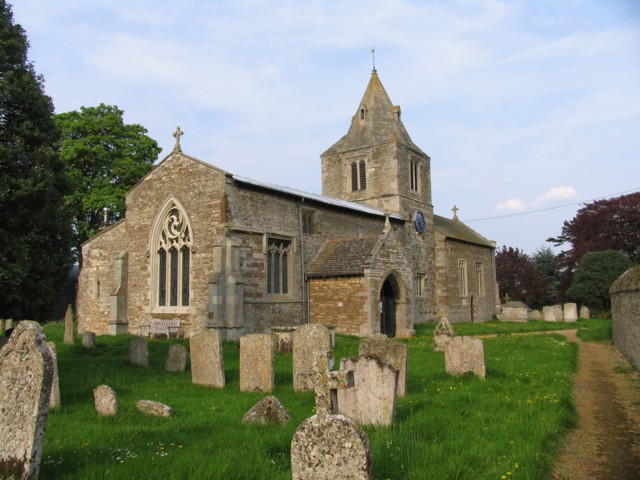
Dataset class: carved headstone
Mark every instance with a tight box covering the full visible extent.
[242,396,291,426]
[293,324,332,392]
[433,309,455,352]
[445,336,486,379]
[359,333,408,397]
[190,331,225,388]
[93,385,118,416]
[0,321,54,480]
[563,303,578,323]
[165,344,188,372]
[128,337,149,367]
[337,355,398,426]
[46,342,61,409]
[240,334,274,392]
[136,400,174,418]
[63,304,75,345]
[580,306,590,320]
[82,331,96,348]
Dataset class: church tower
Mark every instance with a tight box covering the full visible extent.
[321,69,437,323]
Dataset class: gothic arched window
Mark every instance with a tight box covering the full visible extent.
[153,203,192,308]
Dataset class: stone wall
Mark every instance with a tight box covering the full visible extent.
[309,277,370,334]
[610,265,640,370]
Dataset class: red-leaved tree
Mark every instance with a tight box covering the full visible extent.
[495,246,548,308]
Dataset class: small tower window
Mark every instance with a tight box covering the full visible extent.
[410,159,419,192]
[351,160,367,191]
[360,108,366,121]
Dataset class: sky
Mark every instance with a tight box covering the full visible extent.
[11,0,640,255]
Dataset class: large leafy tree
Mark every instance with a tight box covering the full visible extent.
[55,104,162,259]
[566,250,631,312]
[548,192,640,298]
[0,0,73,321]
[496,246,548,308]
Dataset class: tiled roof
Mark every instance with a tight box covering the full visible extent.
[433,215,495,248]
[306,236,381,278]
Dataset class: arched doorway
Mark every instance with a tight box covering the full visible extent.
[380,279,396,337]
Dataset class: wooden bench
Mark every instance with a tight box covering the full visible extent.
[146,319,181,339]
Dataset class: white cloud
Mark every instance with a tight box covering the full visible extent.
[533,186,577,208]
[496,199,526,213]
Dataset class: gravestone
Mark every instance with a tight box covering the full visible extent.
[82,331,96,348]
[271,326,296,353]
[136,400,174,418]
[165,344,188,372]
[563,303,578,323]
[129,337,149,367]
[240,334,274,392]
[190,331,225,388]
[293,324,332,392]
[242,396,291,425]
[580,306,590,319]
[530,309,542,320]
[5,319,14,330]
[0,321,54,480]
[46,342,61,409]
[291,350,372,479]
[542,305,561,322]
[93,385,118,416]
[359,333,408,397]
[445,336,486,379]
[63,304,75,345]
[337,355,398,426]
[433,309,455,352]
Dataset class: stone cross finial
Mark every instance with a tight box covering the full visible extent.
[452,205,459,221]
[299,350,353,417]
[173,126,183,152]
[371,46,376,72]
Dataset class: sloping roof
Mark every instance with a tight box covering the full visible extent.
[322,70,426,157]
[233,175,403,220]
[433,215,495,248]
[306,236,381,278]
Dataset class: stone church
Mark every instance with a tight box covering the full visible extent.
[77,70,498,340]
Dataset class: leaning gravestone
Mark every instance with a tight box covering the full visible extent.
[240,334,274,392]
[293,324,332,392]
[0,321,54,480]
[165,344,188,372]
[63,304,75,345]
[580,306,590,320]
[242,396,291,426]
[445,336,486,379]
[190,331,225,388]
[128,337,149,367]
[337,355,398,426]
[82,331,96,348]
[46,342,61,409]
[563,303,578,323]
[359,333,408,397]
[93,385,118,416]
[433,309,455,352]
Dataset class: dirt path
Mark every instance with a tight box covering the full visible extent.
[549,330,640,479]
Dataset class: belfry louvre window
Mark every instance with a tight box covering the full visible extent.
[267,238,291,295]
[458,259,468,297]
[410,159,419,192]
[351,160,367,191]
[157,208,191,307]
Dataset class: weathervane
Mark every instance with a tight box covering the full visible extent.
[371,46,376,72]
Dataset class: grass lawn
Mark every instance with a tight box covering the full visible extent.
[35,318,609,479]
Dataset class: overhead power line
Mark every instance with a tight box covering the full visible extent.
[464,187,640,223]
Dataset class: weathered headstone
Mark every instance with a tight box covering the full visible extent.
[5,319,14,331]
[563,303,578,323]
[242,396,291,426]
[240,334,274,392]
[445,336,486,379]
[82,331,96,348]
[271,326,296,353]
[291,350,372,479]
[93,385,118,416]
[190,331,225,388]
[128,336,149,367]
[63,304,75,345]
[0,321,54,480]
[46,342,61,409]
[337,355,398,426]
[165,344,188,372]
[293,324,332,392]
[580,306,590,320]
[359,333,408,397]
[433,309,455,352]
[136,400,174,418]
[530,309,542,321]
[542,305,561,322]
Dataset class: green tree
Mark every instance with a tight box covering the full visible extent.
[566,250,631,312]
[496,246,548,308]
[0,0,73,321]
[55,104,161,259]
[532,245,560,304]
